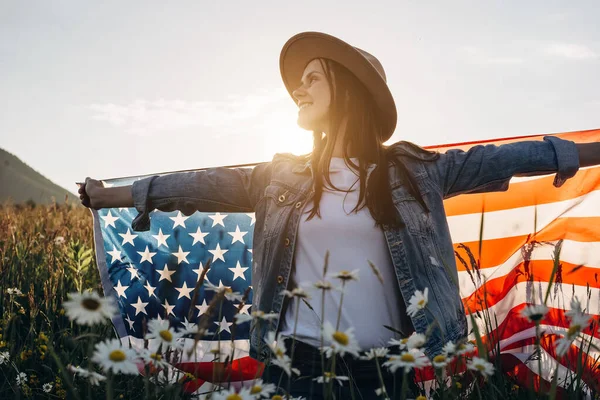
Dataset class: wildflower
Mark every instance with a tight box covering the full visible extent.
[556,311,593,357]
[566,296,583,318]
[375,387,388,397]
[179,317,198,335]
[313,372,350,386]
[432,353,451,369]
[234,310,278,325]
[455,342,475,356]
[16,372,27,386]
[62,291,117,326]
[416,396,428,400]
[7,288,23,296]
[145,319,184,349]
[406,332,427,350]
[91,338,140,375]
[520,304,549,323]
[442,340,456,356]
[264,331,300,377]
[360,347,389,360]
[467,356,495,378]
[320,321,361,358]
[210,386,254,400]
[455,381,462,389]
[329,269,359,282]
[138,348,170,370]
[383,348,430,373]
[204,279,244,302]
[388,337,409,350]
[247,379,277,398]
[54,236,65,245]
[42,383,53,393]
[313,280,334,291]
[282,287,311,299]
[0,351,9,365]
[406,288,429,317]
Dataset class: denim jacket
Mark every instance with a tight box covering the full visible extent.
[130,136,579,362]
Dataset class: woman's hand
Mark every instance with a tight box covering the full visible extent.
[78,177,105,210]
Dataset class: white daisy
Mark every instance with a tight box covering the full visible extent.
[42,382,53,393]
[455,342,476,356]
[520,304,549,323]
[320,321,361,359]
[16,372,27,386]
[406,332,427,350]
[137,348,171,370]
[211,386,254,400]
[0,351,9,365]
[313,280,335,291]
[145,319,184,349]
[431,353,451,369]
[264,331,300,377]
[313,372,350,386]
[383,348,430,373]
[467,356,495,378]
[62,291,117,326]
[270,355,301,378]
[92,338,140,375]
[247,378,277,398]
[406,288,429,317]
[567,312,592,336]
[388,337,409,350]
[204,280,244,302]
[375,386,388,397]
[67,364,107,386]
[329,269,360,282]
[442,341,456,356]
[555,336,573,357]
[566,296,583,318]
[282,287,311,299]
[7,288,23,296]
[234,310,278,325]
[360,347,390,360]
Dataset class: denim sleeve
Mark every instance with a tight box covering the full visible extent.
[428,136,580,199]
[130,162,272,231]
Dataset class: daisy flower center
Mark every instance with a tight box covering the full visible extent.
[150,353,162,361]
[275,348,284,358]
[567,325,580,337]
[475,364,485,371]
[82,298,101,311]
[250,385,262,394]
[400,353,416,362]
[332,331,349,346]
[226,395,242,400]
[159,330,173,342]
[433,355,446,363]
[109,350,126,362]
[418,299,426,307]
[272,396,283,400]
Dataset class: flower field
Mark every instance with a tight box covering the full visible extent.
[0,200,598,399]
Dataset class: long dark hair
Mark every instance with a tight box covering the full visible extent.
[304,58,440,229]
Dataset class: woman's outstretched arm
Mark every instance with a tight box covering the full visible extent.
[576,142,600,168]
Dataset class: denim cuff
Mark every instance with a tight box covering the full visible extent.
[543,136,580,188]
[131,175,159,232]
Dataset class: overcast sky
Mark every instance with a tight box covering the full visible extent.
[1,1,599,195]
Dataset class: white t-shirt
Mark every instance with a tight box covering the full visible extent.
[279,157,413,349]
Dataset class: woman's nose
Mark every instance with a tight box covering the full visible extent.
[292,85,306,103]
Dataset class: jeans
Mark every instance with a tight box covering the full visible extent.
[262,338,418,400]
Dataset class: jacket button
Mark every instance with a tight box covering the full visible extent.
[278,194,286,202]
[277,275,284,284]
[284,238,290,247]
[295,201,302,209]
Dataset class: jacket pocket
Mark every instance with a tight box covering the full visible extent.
[392,183,432,237]
[260,184,304,239]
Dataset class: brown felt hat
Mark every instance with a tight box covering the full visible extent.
[280,31,397,142]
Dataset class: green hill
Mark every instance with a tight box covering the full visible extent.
[0,148,80,206]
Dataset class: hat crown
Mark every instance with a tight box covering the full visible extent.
[355,47,387,83]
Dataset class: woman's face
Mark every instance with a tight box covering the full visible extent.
[292,59,332,133]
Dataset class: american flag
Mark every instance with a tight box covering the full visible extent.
[92,129,599,397]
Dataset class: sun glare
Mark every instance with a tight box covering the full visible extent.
[260,106,313,159]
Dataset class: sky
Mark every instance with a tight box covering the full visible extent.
[1,1,599,196]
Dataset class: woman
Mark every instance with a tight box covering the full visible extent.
[80,32,590,399]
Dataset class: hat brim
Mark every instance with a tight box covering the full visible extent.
[279,32,397,142]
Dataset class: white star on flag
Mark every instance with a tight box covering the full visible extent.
[152,228,170,248]
[114,280,128,298]
[144,281,157,298]
[214,316,233,334]
[137,246,157,264]
[189,227,209,245]
[208,212,228,227]
[101,210,119,228]
[118,228,138,246]
[156,264,176,282]
[228,261,248,281]
[162,299,176,316]
[131,297,148,316]
[228,225,248,245]
[246,213,256,225]
[107,247,122,264]
[235,303,252,315]
[169,211,190,229]
[126,265,140,280]
[125,315,135,330]
[172,245,190,264]
[208,243,228,263]
[196,299,210,315]
[191,263,210,283]
[175,282,194,300]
